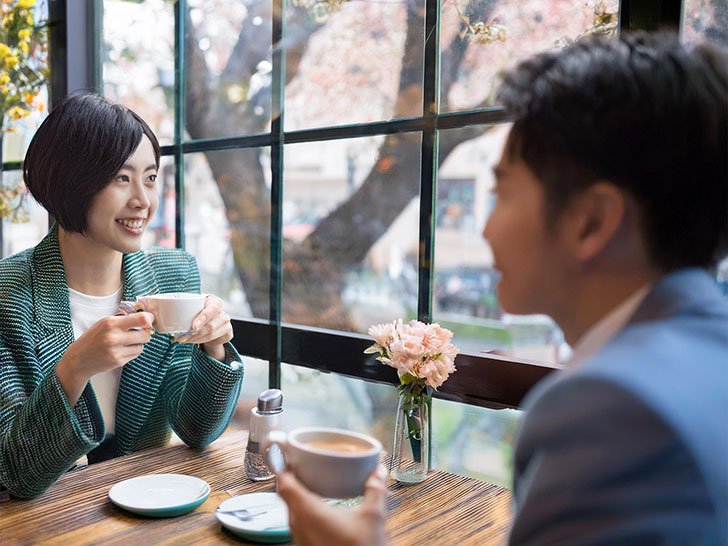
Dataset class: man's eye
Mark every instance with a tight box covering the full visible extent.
[148,174,157,183]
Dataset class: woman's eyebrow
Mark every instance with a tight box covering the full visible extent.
[119,163,158,172]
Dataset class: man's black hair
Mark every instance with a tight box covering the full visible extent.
[498,32,727,271]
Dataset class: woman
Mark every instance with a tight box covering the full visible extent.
[0,93,243,499]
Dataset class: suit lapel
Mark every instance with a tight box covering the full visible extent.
[115,250,172,453]
[31,225,75,377]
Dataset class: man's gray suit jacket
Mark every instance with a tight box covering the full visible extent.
[510,268,728,545]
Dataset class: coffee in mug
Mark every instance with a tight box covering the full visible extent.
[262,427,381,499]
[300,439,371,454]
[135,293,206,334]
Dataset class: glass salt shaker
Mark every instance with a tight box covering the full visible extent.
[244,389,284,481]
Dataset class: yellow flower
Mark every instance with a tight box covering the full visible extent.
[1,85,8,94]
[26,15,33,25]
[18,41,28,55]
[18,28,31,40]
[0,71,9,85]
[8,105,29,119]
[0,43,10,59]
[5,54,18,70]
[17,0,35,7]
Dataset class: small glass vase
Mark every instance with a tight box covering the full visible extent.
[390,381,431,484]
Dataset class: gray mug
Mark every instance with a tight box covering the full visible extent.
[263,427,382,499]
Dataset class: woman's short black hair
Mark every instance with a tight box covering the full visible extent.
[497,32,728,272]
[23,92,161,233]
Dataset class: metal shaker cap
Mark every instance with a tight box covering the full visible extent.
[257,389,283,413]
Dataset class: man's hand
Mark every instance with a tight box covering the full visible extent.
[276,465,389,546]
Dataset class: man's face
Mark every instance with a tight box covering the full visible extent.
[483,146,575,317]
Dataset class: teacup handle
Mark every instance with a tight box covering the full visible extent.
[263,430,288,473]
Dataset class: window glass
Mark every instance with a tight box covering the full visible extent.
[440,0,619,112]
[284,0,424,131]
[281,363,522,486]
[227,357,271,431]
[681,0,728,47]
[141,154,175,249]
[282,135,420,333]
[435,124,566,364]
[2,0,49,162]
[1,170,48,257]
[184,149,270,319]
[103,0,175,145]
[185,0,273,138]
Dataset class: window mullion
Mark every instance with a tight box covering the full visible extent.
[174,0,187,250]
[269,0,286,389]
[417,0,441,324]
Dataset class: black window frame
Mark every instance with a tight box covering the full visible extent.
[2,0,683,410]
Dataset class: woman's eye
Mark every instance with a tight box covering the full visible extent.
[148,174,157,183]
[115,174,130,183]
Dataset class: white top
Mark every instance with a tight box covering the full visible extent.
[567,284,651,369]
[68,285,124,434]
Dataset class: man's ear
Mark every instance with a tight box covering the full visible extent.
[566,182,626,261]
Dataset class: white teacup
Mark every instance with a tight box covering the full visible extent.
[263,427,382,499]
[135,293,206,334]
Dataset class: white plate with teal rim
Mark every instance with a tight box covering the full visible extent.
[216,492,291,544]
[108,473,210,517]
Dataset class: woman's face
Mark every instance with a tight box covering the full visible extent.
[83,135,159,254]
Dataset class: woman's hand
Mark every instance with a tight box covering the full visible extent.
[56,313,154,405]
[175,295,233,361]
[276,465,389,546]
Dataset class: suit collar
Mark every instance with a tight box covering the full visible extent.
[32,224,71,331]
[629,267,727,325]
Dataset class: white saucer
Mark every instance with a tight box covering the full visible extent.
[108,473,210,517]
[216,492,291,543]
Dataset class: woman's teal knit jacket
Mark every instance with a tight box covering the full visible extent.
[0,225,244,498]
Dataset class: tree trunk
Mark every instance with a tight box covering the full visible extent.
[185,3,496,330]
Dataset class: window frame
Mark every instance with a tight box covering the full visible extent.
[2,0,683,410]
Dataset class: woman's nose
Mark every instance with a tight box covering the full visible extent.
[129,180,151,209]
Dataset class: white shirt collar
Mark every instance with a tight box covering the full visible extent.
[567,284,651,368]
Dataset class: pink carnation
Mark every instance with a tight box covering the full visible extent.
[366,319,459,389]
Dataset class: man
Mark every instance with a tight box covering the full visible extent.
[276,32,728,545]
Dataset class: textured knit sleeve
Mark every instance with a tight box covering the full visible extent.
[160,252,244,448]
[0,343,103,499]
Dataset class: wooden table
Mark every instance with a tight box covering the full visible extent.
[1,430,512,545]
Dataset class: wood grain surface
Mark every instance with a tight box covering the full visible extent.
[1,430,512,545]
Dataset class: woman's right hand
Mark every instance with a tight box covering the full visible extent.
[55,312,154,405]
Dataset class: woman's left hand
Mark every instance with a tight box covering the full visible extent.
[175,295,232,361]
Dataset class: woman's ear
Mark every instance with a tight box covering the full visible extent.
[566,182,626,261]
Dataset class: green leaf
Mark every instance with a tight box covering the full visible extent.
[399,373,420,385]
